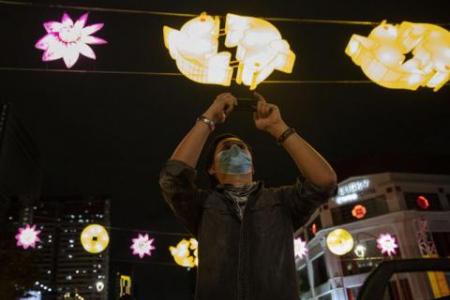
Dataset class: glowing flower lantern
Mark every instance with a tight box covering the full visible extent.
[377,233,398,256]
[80,224,109,254]
[169,238,198,268]
[163,12,295,90]
[346,21,450,91]
[15,224,41,249]
[130,233,155,258]
[354,244,367,258]
[35,12,107,68]
[326,228,354,256]
[163,13,233,86]
[294,237,308,259]
[352,204,367,219]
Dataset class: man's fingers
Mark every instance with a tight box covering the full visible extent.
[253,91,266,103]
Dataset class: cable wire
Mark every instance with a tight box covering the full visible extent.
[1,0,449,26]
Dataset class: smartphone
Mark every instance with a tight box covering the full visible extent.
[235,97,258,112]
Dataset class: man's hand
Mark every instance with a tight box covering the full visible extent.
[203,92,237,124]
[253,92,288,137]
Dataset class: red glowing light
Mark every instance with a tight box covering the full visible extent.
[416,195,430,209]
[352,204,367,219]
[311,223,317,236]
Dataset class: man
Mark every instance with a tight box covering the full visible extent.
[159,92,337,300]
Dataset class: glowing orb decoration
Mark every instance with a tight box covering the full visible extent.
[376,233,398,256]
[15,224,41,249]
[326,228,354,256]
[346,21,450,91]
[130,233,155,258]
[416,195,430,209]
[169,238,198,268]
[294,237,308,259]
[35,12,107,68]
[354,244,367,258]
[352,204,367,219]
[163,12,295,90]
[80,224,109,254]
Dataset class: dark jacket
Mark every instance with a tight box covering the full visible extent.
[159,160,336,300]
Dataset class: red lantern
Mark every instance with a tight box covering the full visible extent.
[416,195,430,209]
[352,204,367,219]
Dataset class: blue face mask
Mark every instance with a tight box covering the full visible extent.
[217,144,252,175]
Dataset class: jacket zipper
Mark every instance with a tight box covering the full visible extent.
[236,187,262,300]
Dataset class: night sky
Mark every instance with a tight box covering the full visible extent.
[1,0,449,298]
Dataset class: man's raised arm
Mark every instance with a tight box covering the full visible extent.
[253,92,337,190]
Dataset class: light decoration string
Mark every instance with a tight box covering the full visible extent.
[0,0,448,88]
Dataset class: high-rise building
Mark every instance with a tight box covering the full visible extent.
[31,195,111,300]
[296,172,450,300]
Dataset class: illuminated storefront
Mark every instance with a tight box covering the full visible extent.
[296,172,450,300]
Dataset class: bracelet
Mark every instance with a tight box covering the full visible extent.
[197,115,215,131]
[277,127,296,144]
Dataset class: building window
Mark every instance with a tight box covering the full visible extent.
[346,287,361,300]
[331,196,388,225]
[317,293,332,300]
[297,266,310,294]
[312,255,328,287]
[404,193,442,210]
[340,239,400,276]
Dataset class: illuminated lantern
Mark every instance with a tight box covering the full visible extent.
[35,12,107,68]
[293,237,308,259]
[224,13,296,90]
[130,233,155,258]
[163,12,295,90]
[354,244,367,258]
[326,228,354,256]
[416,195,430,209]
[377,233,398,256]
[346,21,450,91]
[80,224,109,254]
[352,204,367,219]
[15,224,41,249]
[169,238,198,268]
[163,13,233,86]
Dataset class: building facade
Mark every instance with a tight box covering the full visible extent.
[30,196,111,300]
[296,172,450,300]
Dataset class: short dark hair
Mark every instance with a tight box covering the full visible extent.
[204,133,254,187]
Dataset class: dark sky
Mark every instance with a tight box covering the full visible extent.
[1,0,450,298]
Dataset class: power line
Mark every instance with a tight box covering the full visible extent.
[1,67,448,87]
[1,0,449,26]
[28,214,190,237]
[0,66,375,85]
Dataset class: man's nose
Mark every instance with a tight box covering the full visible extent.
[229,144,241,155]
